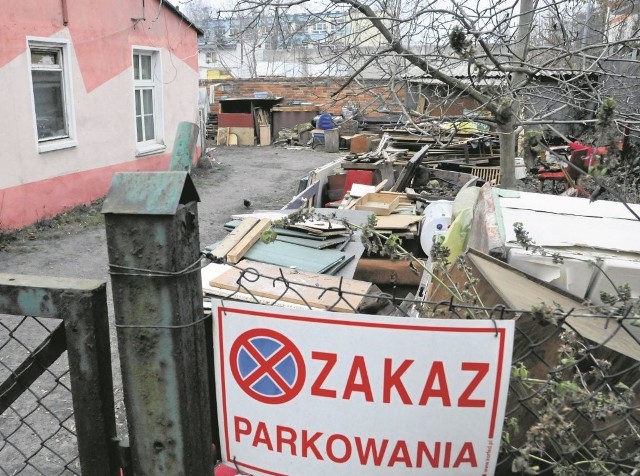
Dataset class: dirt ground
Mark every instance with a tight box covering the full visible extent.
[0,145,340,440]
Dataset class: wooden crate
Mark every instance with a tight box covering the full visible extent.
[354,193,400,215]
[471,165,501,184]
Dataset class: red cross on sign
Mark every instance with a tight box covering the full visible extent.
[230,328,306,404]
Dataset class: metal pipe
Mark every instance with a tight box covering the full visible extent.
[61,0,68,25]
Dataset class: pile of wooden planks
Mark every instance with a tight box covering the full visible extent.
[380,124,500,163]
[204,260,374,313]
[209,215,358,275]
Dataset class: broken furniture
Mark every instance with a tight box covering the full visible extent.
[354,192,400,215]
[536,146,592,193]
[470,165,501,185]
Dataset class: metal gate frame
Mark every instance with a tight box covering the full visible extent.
[0,273,119,476]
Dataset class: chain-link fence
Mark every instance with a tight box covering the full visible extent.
[0,275,118,476]
[204,260,640,474]
[0,315,80,475]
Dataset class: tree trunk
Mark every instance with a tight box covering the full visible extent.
[498,118,517,189]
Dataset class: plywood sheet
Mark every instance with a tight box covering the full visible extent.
[210,260,372,312]
[229,127,254,146]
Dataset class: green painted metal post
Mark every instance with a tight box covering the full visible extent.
[169,121,200,172]
[102,172,213,476]
[0,274,119,476]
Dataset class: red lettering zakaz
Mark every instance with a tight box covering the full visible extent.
[311,351,337,398]
[457,362,489,408]
[383,358,413,404]
[418,361,451,406]
[343,355,374,402]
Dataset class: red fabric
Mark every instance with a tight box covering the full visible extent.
[568,141,590,152]
[537,171,565,180]
[568,142,608,170]
[214,463,240,476]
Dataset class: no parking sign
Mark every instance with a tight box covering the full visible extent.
[212,300,514,476]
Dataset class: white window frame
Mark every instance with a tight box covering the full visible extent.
[133,47,165,156]
[27,36,77,153]
[313,22,327,33]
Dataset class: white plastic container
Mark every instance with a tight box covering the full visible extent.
[420,200,453,257]
[515,157,527,180]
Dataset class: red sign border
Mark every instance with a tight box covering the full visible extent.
[215,304,509,476]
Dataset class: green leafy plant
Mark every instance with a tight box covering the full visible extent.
[505,329,640,473]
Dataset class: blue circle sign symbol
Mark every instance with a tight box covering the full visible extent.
[230,328,306,404]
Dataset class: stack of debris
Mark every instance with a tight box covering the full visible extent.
[200,142,640,475]
[205,113,218,141]
[381,120,500,162]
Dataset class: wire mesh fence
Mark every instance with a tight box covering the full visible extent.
[204,260,640,474]
[0,315,80,476]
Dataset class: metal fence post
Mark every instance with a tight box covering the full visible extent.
[0,274,119,475]
[169,121,200,172]
[102,172,213,476]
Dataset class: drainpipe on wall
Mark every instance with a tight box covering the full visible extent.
[61,0,68,25]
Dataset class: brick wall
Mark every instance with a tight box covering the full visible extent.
[200,77,406,117]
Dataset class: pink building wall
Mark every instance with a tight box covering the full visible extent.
[0,0,201,230]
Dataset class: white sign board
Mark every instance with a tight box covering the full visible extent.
[212,300,514,476]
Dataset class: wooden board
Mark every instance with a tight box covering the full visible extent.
[229,127,254,145]
[354,258,422,285]
[390,144,430,192]
[291,218,349,237]
[210,260,372,313]
[227,218,272,264]
[209,217,259,259]
[216,127,230,146]
[374,214,423,230]
[228,223,329,241]
[354,193,400,215]
[429,249,640,362]
[259,125,271,146]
